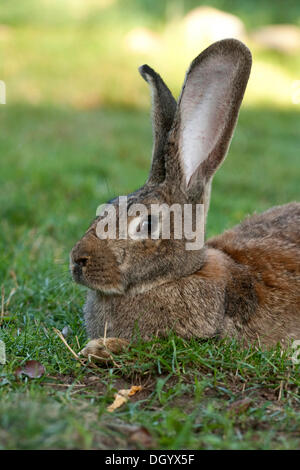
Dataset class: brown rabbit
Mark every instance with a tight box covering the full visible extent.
[70,39,300,358]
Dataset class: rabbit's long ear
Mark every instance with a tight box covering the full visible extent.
[167,39,252,201]
[139,65,176,185]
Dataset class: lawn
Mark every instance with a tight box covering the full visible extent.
[0,0,299,450]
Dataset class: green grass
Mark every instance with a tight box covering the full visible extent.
[0,336,299,450]
[0,0,299,450]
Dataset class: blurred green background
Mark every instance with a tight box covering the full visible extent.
[0,0,299,450]
[1,0,300,107]
[1,0,300,246]
[0,0,300,312]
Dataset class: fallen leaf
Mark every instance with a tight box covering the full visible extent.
[0,340,6,365]
[129,426,154,448]
[15,360,45,378]
[107,385,142,412]
[107,391,128,412]
[228,397,252,414]
[128,385,142,396]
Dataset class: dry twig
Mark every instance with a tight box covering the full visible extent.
[53,327,97,368]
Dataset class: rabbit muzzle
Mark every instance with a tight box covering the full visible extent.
[69,231,125,294]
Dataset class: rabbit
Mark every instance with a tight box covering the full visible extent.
[70,39,300,359]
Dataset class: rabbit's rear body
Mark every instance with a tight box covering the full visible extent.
[83,202,300,346]
[71,39,300,348]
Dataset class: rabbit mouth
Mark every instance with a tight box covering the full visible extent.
[70,260,125,294]
[70,261,89,287]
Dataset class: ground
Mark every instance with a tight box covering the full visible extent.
[0,0,299,450]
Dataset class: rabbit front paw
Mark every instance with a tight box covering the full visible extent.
[79,337,129,363]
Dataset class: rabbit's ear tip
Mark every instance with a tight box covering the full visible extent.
[213,38,252,61]
[138,64,151,73]
[138,64,154,81]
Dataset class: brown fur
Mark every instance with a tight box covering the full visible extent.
[70,39,300,348]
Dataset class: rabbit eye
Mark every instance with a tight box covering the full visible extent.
[128,214,160,240]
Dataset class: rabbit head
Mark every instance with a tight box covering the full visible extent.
[70,39,252,295]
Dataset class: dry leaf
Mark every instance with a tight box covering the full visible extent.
[128,385,142,396]
[15,360,45,378]
[228,397,252,414]
[107,385,142,412]
[129,426,154,448]
[107,391,129,412]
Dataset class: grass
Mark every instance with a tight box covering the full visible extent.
[0,0,300,450]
